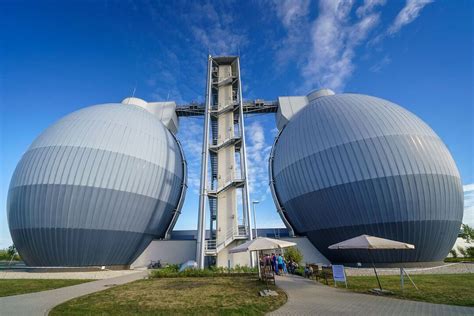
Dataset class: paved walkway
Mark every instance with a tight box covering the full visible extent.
[0,270,147,316]
[269,275,474,315]
[0,269,141,280]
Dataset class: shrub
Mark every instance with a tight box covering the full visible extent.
[0,245,21,261]
[449,249,458,258]
[149,265,257,278]
[457,246,467,257]
[294,266,305,276]
[466,247,474,258]
[284,247,303,265]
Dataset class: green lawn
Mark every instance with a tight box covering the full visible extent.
[444,257,474,263]
[50,276,287,315]
[0,279,93,297]
[319,273,474,307]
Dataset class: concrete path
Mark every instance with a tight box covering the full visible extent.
[1,269,141,280]
[269,275,474,315]
[0,270,147,316]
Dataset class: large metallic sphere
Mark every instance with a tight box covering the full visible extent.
[272,93,463,265]
[7,104,185,266]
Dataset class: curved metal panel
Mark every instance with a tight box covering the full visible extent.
[269,127,295,237]
[272,93,463,264]
[7,103,185,266]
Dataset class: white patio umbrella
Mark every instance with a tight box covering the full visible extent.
[328,235,415,291]
[229,237,296,282]
[229,237,297,254]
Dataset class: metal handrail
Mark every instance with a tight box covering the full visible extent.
[205,224,247,253]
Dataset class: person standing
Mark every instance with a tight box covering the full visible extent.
[272,253,278,274]
[277,254,283,275]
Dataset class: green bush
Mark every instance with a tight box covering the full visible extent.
[445,257,474,263]
[294,266,305,276]
[149,265,258,278]
[466,247,474,258]
[449,249,458,258]
[284,247,303,264]
[0,245,21,261]
[459,224,474,243]
[457,246,467,257]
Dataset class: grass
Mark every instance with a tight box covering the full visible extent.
[317,273,474,307]
[50,276,287,315]
[444,257,474,263]
[0,279,93,297]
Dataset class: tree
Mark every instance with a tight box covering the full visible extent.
[459,224,474,243]
[7,244,17,258]
[284,246,303,264]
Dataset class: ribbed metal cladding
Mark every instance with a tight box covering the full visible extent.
[272,94,463,264]
[7,103,185,266]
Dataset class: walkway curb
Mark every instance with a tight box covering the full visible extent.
[269,275,474,315]
[0,270,147,315]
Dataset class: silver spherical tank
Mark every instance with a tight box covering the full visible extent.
[7,103,185,266]
[271,93,463,265]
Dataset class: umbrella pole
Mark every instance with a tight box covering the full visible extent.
[368,250,382,291]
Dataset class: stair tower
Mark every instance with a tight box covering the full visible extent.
[196,56,253,268]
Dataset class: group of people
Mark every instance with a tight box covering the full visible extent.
[260,253,299,275]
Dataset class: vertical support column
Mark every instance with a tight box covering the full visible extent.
[236,57,253,241]
[196,55,213,269]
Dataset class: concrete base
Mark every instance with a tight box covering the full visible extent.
[131,239,197,268]
[131,236,331,268]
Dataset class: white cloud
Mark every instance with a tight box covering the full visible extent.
[189,2,248,55]
[245,121,273,201]
[356,0,386,18]
[369,54,391,72]
[463,184,474,227]
[177,118,204,194]
[271,0,311,68]
[388,0,433,35]
[275,0,311,28]
[301,0,382,92]
[273,0,432,92]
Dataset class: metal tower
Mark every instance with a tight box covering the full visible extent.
[196,56,253,268]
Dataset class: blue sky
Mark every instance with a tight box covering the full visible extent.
[1,0,473,248]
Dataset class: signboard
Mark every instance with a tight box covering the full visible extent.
[332,265,347,288]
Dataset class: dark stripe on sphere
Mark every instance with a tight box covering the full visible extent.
[8,184,176,266]
[280,174,463,232]
[306,220,461,263]
[11,228,153,266]
[278,174,462,263]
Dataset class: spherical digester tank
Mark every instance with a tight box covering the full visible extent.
[271,93,463,265]
[7,103,185,266]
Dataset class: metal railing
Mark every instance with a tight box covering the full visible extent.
[204,225,248,254]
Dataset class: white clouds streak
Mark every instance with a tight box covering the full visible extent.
[177,119,204,194]
[301,0,382,91]
[246,121,273,201]
[463,184,474,226]
[274,0,432,92]
[388,0,433,35]
[190,2,247,55]
[272,0,311,67]
[275,0,311,28]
